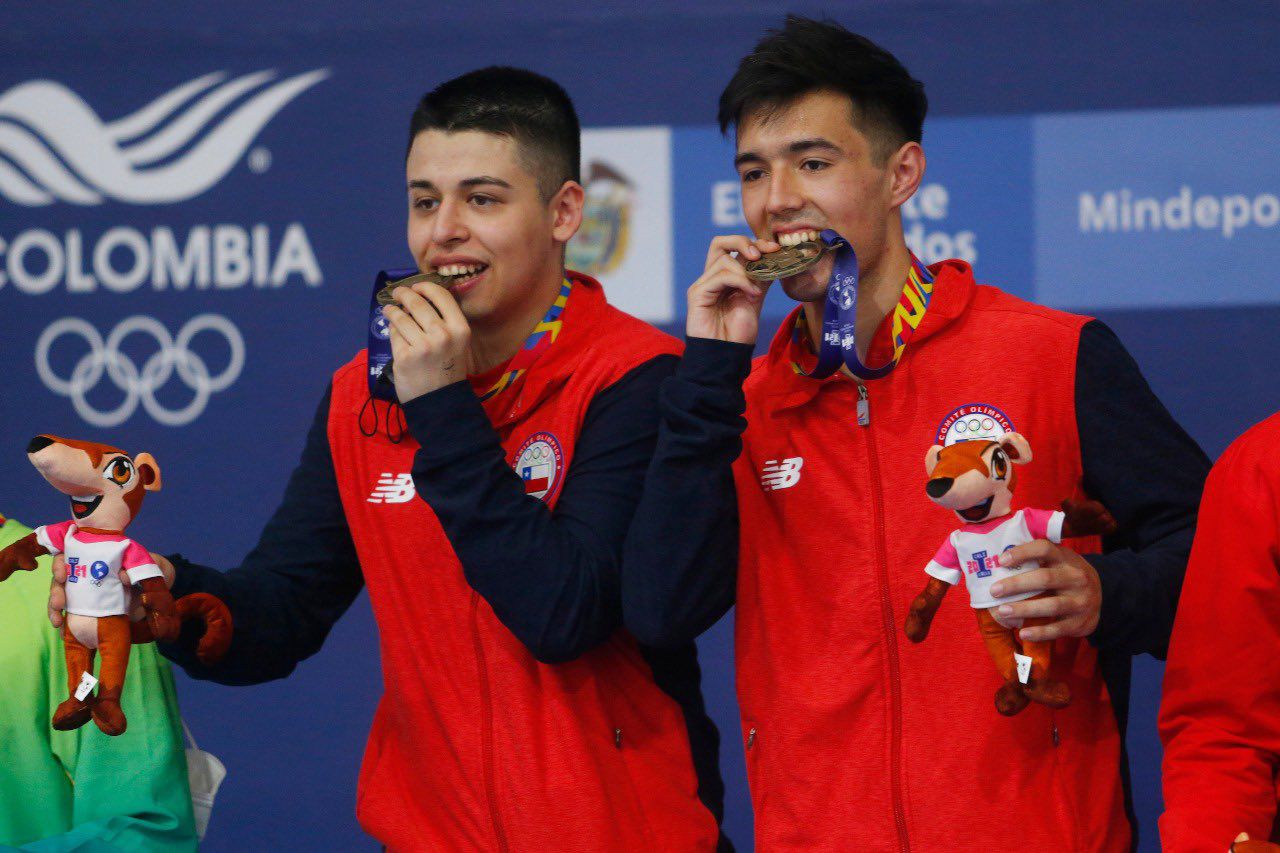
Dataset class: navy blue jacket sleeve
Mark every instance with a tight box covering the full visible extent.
[159,386,365,684]
[1077,320,1211,659]
[401,355,679,664]
[622,336,752,648]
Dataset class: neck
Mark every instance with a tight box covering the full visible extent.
[801,236,913,360]
[467,265,566,375]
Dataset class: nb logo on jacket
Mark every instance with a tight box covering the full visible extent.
[761,457,804,491]
[367,473,414,504]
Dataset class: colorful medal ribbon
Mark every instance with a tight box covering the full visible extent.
[794,229,935,381]
[477,277,572,402]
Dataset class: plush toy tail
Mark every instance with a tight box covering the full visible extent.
[131,592,233,665]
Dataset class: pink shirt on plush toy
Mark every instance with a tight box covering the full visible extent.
[925,507,1065,610]
[35,521,162,618]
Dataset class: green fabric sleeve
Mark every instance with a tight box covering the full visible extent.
[0,518,198,852]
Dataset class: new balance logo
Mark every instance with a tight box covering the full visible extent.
[761,457,804,491]
[367,473,414,504]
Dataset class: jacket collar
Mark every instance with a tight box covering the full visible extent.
[479,270,606,426]
[756,259,977,410]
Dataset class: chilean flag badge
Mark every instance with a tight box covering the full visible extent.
[513,431,565,503]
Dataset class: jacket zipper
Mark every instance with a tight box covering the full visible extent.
[857,381,911,853]
[471,593,510,852]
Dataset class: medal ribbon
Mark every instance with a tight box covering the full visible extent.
[791,229,935,380]
[477,277,572,402]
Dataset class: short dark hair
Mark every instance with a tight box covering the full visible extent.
[408,67,580,201]
[718,16,927,162]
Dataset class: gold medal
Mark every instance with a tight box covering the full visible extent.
[744,240,827,281]
[374,271,450,307]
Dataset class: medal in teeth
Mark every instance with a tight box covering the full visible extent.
[375,264,487,307]
[745,229,827,281]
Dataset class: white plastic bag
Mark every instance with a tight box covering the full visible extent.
[182,718,227,842]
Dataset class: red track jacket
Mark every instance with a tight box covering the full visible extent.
[731,261,1129,851]
[1160,412,1280,851]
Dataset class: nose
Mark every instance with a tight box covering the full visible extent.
[27,435,55,455]
[925,477,954,499]
[765,169,804,218]
[431,199,468,246]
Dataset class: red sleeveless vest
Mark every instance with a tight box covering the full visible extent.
[328,274,716,851]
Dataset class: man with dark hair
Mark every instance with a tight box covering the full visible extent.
[158,66,726,851]
[624,17,1208,851]
[407,65,581,200]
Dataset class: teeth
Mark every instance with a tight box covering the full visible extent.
[777,230,819,247]
[72,494,95,501]
[437,264,484,278]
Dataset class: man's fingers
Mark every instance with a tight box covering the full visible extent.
[704,235,785,269]
[990,566,1051,598]
[991,561,1084,599]
[691,271,766,306]
[382,304,428,347]
[709,253,768,289]
[413,281,468,333]
[48,580,66,627]
[706,235,763,266]
[998,538,1055,568]
[1019,617,1083,643]
[996,593,1077,622]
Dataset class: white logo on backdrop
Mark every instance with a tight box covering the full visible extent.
[35,314,245,427]
[0,69,328,206]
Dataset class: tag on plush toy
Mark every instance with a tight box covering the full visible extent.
[74,671,98,701]
[1014,653,1032,684]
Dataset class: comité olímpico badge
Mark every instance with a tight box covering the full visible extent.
[513,431,564,503]
[936,403,1015,446]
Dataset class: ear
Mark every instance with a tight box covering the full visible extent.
[133,453,162,492]
[888,141,926,211]
[999,433,1032,465]
[550,180,585,244]
[924,444,943,476]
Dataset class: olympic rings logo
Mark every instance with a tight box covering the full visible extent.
[35,314,245,427]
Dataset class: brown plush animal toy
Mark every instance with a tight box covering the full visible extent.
[903,433,1115,716]
[0,435,231,736]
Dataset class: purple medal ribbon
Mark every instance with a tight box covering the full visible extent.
[367,267,417,401]
[806,229,892,380]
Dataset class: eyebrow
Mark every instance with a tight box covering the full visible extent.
[733,138,843,169]
[407,176,513,192]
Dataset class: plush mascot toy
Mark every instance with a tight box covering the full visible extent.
[0,435,231,736]
[903,432,1115,716]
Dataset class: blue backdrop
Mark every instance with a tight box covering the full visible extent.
[2,3,1277,850]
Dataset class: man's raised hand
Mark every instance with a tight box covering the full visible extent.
[686,236,780,345]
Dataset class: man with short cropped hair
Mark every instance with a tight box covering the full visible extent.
[161,68,726,851]
[623,17,1208,851]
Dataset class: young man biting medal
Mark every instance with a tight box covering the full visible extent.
[158,67,727,851]
[622,17,1209,851]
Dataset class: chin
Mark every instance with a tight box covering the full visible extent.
[779,255,835,302]
[780,273,828,303]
